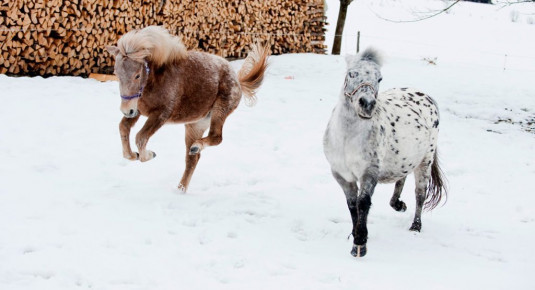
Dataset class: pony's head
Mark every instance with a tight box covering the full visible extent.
[106,26,187,118]
[343,48,383,119]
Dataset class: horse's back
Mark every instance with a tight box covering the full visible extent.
[181,51,233,89]
[165,52,239,123]
[380,88,439,121]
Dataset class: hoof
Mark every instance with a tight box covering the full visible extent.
[409,222,421,232]
[124,152,139,161]
[177,184,187,193]
[139,150,156,162]
[391,199,407,212]
[351,244,367,257]
[189,145,201,155]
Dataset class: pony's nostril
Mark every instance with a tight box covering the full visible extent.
[129,109,134,115]
[359,98,366,107]
[369,100,376,108]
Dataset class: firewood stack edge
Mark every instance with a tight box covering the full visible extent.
[0,0,327,76]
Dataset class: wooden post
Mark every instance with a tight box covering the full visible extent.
[356,31,360,53]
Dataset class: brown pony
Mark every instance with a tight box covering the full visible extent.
[106,26,269,192]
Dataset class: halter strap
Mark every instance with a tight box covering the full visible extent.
[120,62,150,101]
[344,79,376,98]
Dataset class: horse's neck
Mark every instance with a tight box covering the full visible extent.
[336,97,361,123]
[146,62,174,90]
[332,97,372,136]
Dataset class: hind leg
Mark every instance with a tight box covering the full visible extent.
[390,177,407,212]
[178,116,210,192]
[410,163,432,232]
[189,93,239,155]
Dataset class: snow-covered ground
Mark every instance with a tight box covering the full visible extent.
[324,0,535,71]
[1,1,534,289]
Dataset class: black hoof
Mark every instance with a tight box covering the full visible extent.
[409,222,421,232]
[152,152,157,158]
[351,244,367,257]
[135,152,140,159]
[391,199,407,212]
[189,146,200,155]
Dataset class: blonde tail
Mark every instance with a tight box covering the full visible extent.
[238,42,270,106]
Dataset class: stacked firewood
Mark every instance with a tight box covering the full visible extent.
[0,0,327,76]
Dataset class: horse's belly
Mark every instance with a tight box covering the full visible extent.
[376,126,435,183]
[377,170,408,184]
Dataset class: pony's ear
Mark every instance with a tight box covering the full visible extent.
[106,45,120,57]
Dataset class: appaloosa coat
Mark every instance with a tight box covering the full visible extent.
[323,48,446,257]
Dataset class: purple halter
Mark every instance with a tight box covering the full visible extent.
[120,62,150,101]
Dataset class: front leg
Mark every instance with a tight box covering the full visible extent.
[119,115,140,160]
[331,171,359,236]
[352,169,378,257]
[331,171,368,257]
[135,115,167,162]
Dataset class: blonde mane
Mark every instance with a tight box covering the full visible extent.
[117,26,187,66]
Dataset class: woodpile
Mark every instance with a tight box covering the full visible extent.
[0,0,327,76]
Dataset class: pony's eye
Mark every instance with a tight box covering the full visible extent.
[348,72,358,78]
[135,74,141,79]
[378,77,383,83]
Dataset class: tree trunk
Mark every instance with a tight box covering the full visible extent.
[332,0,352,55]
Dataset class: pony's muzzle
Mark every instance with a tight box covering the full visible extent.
[122,108,139,118]
[358,97,376,118]
[120,99,140,118]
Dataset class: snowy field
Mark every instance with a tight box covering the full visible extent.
[1,1,535,289]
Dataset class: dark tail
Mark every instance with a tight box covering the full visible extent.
[237,42,270,106]
[424,150,447,211]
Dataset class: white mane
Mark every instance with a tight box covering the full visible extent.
[117,26,187,66]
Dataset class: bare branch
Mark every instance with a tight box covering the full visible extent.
[496,0,535,6]
[370,0,461,23]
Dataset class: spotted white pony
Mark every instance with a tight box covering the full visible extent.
[323,48,447,257]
